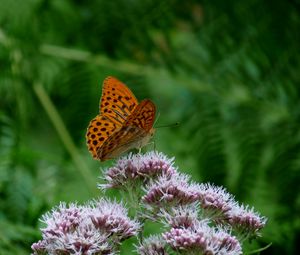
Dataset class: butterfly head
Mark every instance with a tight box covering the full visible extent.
[149,127,155,137]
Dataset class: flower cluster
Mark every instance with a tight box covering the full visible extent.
[88,199,140,241]
[33,151,268,255]
[100,152,176,189]
[99,152,267,254]
[163,221,242,255]
[227,204,267,237]
[136,235,168,255]
[196,183,236,217]
[142,173,199,208]
[160,205,200,228]
[31,199,139,255]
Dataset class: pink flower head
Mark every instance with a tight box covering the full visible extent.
[227,204,267,237]
[31,199,139,255]
[142,173,199,208]
[196,183,236,219]
[31,240,47,254]
[163,221,242,255]
[41,202,83,237]
[136,235,168,255]
[89,198,140,240]
[100,151,177,189]
[160,205,200,228]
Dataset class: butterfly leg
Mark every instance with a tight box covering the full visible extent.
[146,141,156,151]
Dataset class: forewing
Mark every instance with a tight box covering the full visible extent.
[86,115,119,159]
[100,76,139,125]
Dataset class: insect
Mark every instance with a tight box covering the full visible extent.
[86,76,156,161]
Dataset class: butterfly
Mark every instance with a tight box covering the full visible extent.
[86,76,156,161]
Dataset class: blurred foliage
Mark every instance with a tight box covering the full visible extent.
[1,0,300,254]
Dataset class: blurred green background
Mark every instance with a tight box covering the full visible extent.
[1,0,300,254]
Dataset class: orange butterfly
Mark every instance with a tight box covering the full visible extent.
[86,76,156,161]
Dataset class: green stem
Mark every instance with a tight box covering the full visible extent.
[40,44,211,93]
[245,242,272,254]
[40,44,151,75]
[33,82,96,195]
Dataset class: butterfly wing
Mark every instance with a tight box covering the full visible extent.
[100,76,139,125]
[97,99,156,160]
[86,76,139,159]
[86,115,119,159]
[97,126,146,160]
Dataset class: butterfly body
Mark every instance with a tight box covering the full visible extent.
[86,77,156,161]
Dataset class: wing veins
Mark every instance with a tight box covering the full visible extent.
[105,115,124,126]
[114,104,130,118]
[112,108,127,120]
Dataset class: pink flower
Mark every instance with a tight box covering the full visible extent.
[42,202,83,237]
[142,173,199,207]
[31,199,139,255]
[100,151,176,189]
[88,198,140,240]
[227,204,267,237]
[160,205,200,228]
[136,235,168,255]
[195,183,236,220]
[32,151,268,254]
[163,221,242,255]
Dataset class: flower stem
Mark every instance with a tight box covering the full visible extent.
[33,82,97,195]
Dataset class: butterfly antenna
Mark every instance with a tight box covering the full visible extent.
[154,111,160,126]
[156,122,179,129]
[154,111,179,128]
